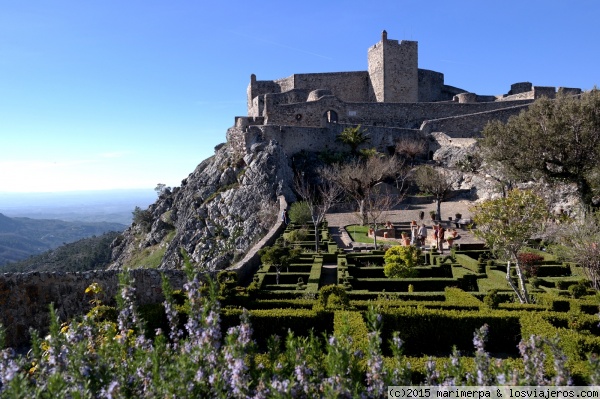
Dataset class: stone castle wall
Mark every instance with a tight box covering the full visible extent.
[0,269,186,348]
[262,95,534,129]
[420,103,533,137]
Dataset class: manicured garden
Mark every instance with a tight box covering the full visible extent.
[2,218,600,397]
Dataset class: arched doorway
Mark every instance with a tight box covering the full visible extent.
[325,110,338,124]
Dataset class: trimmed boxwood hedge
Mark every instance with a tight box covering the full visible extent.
[378,307,522,357]
[455,253,485,273]
[222,308,334,351]
[444,287,483,307]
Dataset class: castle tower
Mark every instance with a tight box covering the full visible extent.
[367,30,418,103]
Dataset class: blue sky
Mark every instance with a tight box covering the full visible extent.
[1,1,598,193]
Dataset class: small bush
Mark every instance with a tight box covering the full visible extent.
[383,245,421,278]
[483,289,502,309]
[318,285,350,309]
[518,252,544,277]
[283,227,309,243]
[569,282,588,299]
[289,201,312,225]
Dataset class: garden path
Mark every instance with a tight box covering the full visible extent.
[326,199,484,250]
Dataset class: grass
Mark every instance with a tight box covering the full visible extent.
[128,230,177,269]
[346,224,398,245]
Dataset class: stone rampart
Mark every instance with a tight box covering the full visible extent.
[0,269,186,348]
[263,96,534,129]
[228,195,288,284]
[420,103,532,137]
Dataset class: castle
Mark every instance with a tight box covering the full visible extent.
[228,31,582,156]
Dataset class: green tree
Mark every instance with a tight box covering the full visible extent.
[413,165,453,221]
[259,244,301,269]
[288,201,312,225]
[471,190,549,303]
[383,245,420,278]
[336,125,370,155]
[480,90,600,207]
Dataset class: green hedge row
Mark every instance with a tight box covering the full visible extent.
[519,312,600,362]
[334,310,370,354]
[444,287,483,307]
[455,253,485,273]
[347,291,447,301]
[352,277,460,292]
[379,307,522,357]
[350,299,480,312]
[222,308,333,351]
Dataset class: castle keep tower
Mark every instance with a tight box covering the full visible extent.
[368,30,418,103]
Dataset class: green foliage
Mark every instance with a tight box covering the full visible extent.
[455,153,482,173]
[259,244,302,267]
[288,201,312,225]
[336,124,370,155]
[318,285,350,309]
[216,270,239,300]
[132,206,153,231]
[471,190,548,262]
[553,210,600,290]
[383,245,420,278]
[480,89,600,207]
[483,289,502,309]
[413,166,452,203]
[379,307,522,357]
[3,231,122,273]
[445,287,483,307]
[569,282,589,299]
[283,227,309,243]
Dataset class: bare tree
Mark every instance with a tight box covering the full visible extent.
[413,165,453,221]
[362,183,402,249]
[395,135,427,166]
[294,172,343,252]
[555,211,600,289]
[324,155,406,225]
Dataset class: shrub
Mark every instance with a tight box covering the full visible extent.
[517,252,544,277]
[318,285,350,309]
[483,289,502,309]
[283,227,309,243]
[132,206,153,232]
[383,245,421,278]
[569,282,588,299]
[289,201,312,225]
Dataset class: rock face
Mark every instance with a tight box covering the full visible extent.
[108,140,295,271]
[430,133,581,213]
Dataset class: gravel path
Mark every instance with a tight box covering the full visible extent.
[326,199,484,250]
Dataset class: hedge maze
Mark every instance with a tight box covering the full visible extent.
[236,221,600,381]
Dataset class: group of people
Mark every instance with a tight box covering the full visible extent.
[410,222,447,253]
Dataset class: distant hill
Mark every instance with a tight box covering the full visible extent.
[0,189,156,225]
[2,231,120,273]
[0,213,126,266]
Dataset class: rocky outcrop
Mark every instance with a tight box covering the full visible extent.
[430,132,581,212]
[108,140,295,271]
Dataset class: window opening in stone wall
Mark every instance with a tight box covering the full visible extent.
[325,110,338,124]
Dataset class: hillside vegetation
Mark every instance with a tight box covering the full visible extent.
[1,231,120,273]
[0,213,125,266]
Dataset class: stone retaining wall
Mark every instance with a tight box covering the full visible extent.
[0,269,186,348]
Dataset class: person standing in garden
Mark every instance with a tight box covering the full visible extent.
[418,223,427,247]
